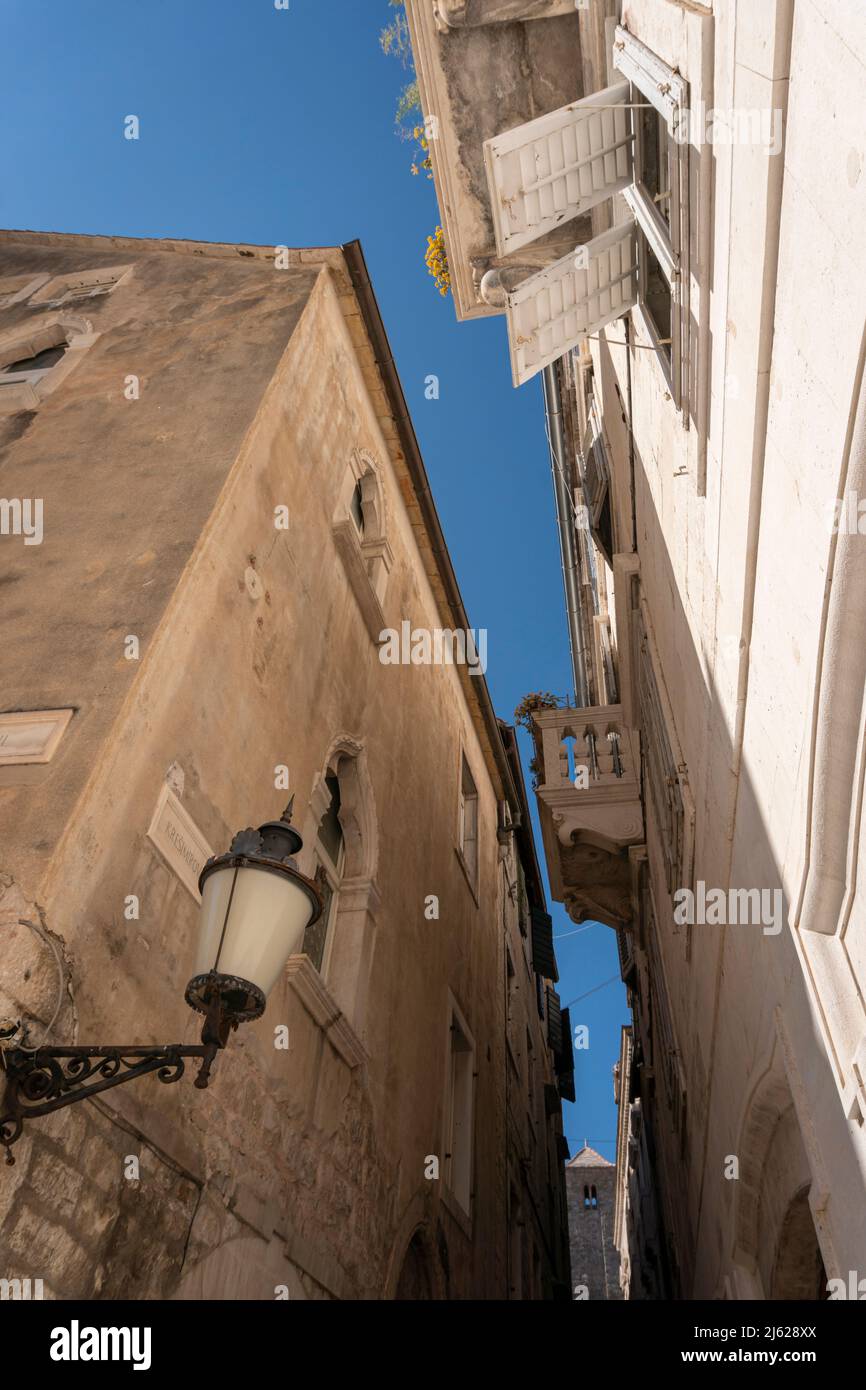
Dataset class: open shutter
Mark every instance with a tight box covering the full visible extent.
[557,1006,576,1102]
[506,223,637,386]
[483,80,633,257]
[531,906,558,982]
[612,26,687,126]
[546,987,563,1054]
[581,402,610,527]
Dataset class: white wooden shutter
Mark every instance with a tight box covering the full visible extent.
[505,224,637,387]
[483,80,633,257]
[612,27,687,125]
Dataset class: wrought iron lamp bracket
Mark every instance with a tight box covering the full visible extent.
[0,982,234,1166]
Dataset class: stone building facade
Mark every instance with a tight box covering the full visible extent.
[613,1026,666,1299]
[565,1145,622,1300]
[0,230,570,1299]
[407,0,866,1298]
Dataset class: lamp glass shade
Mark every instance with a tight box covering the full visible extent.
[195,863,316,1001]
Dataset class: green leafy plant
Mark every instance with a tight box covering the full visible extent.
[513,691,567,732]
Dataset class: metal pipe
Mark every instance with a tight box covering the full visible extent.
[542,362,591,707]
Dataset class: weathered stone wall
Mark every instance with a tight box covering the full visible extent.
[566,1163,621,1300]
[406,0,587,318]
[0,233,543,1298]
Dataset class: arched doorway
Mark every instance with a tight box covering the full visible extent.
[770,1187,827,1299]
[394,1232,433,1300]
[732,1052,832,1298]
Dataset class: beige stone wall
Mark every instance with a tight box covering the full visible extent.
[579,0,866,1298]
[0,233,562,1298]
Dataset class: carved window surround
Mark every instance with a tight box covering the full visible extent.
[332,449,394,645]
[284,956,367,1071]
[296,738,381,1042]
[0,314,98,415]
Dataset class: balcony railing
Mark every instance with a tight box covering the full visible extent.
[531,703,643,929]
[534,703,638,795]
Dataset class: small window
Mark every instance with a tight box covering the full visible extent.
[445,1007,475,1215]
[590,1184,598,1209]
[641,238,673,369]
[614,25,688,410]
[332,451,393,645]
[638,102,672,232]
[583,1184,590,1209]
[303,772,344,974]
[458,755,479,890]
[0,341,68,386]
[349,479,365,536]
[29,264,131,308]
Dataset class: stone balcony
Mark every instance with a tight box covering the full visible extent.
[531,704,643,929]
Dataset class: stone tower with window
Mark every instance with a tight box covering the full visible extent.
[565,1146,622,1300]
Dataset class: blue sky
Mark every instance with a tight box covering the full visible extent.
[0,0,629,1161]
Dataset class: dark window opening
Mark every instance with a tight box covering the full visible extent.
[1,342,67,376]
[350,479,365,536]
[642,239,672,367]
[639,104,671,230]
[302,771,344,973]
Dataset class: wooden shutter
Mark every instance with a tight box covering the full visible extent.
[505,224,637,386]
[557,1006,576,1102]
[547,986,563,1054]
[531,906,558,981]
[483,80,633,257]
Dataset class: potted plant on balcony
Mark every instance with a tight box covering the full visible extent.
[514,691,567,788]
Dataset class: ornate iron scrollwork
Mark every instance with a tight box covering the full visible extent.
[0,976,234,1166]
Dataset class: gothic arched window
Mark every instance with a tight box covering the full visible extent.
[303,771,344,975]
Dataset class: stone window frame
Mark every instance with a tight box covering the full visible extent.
[331,448,394,644]
[0,313,98,414]
[303,771,346,980]
[441,990,477,1231]
[614,26,691,418]
[0,272,51,309]
[291,734,380,1055]
[455,748,480,903]
[27,263,132,309]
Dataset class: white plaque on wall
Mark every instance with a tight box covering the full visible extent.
[0,708,74,765]
[147,784,214,902]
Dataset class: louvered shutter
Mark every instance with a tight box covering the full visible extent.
[581,402,610,526]
[505,223,637,386]
[612,26,687,126]
[531,906,558,982]
[557,1006,576,1101]
[483,80,633,257]
[547,986,563,1054]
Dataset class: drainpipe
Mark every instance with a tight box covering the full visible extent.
[543,362,590,707]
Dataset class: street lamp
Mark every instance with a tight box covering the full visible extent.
[0,800,321,1166]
